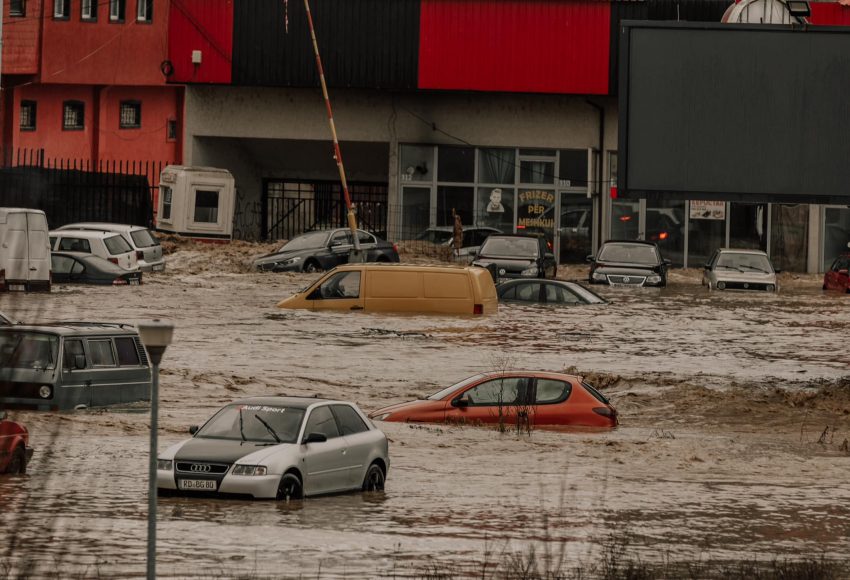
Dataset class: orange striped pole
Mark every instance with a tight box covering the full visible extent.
[303,0,361,252]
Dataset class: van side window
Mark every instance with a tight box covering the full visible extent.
[89,339,116,367]
[317,271,360,299]
[115,337,140,366]
[58,237,91,253]
[63,339,85,370]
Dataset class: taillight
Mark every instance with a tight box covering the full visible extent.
[136,250,144,260]
[592,407,617,418]
[108,257,119,265]
[473,304,484,315]
[658,232,668,240]
[112,278,128,285]
[393,243,399,254]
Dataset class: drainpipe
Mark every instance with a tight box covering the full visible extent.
[586,99,605,252]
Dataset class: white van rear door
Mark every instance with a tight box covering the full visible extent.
[27,212,51,282]
[4,212,28,285]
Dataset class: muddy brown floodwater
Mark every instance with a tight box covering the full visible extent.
[1,245,849,578]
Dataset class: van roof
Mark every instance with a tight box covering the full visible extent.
[0,322,140,337]
[332,263,484,274]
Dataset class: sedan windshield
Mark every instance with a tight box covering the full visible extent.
[427,374,486,400]
[597,244,658,265]
[716,253,772,273]
[480,237,539,258]
[0,331,59,370]
[195,404,305,444]
[278,231,330,252]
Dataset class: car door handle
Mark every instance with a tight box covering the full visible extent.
[29,267,37,271]
[350,305,363,310]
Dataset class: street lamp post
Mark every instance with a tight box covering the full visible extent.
[137,319,174,580]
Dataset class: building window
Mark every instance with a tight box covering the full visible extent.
[137,0,152,22]
[119,101,141,129]
[166,119,178,141]
[10,0,26,17]
[81,0,96,20]
[20,101,36,131]
[63,101,85,130]
[160,186,173,220]
[53,0,69,18]
[109,0,125,21]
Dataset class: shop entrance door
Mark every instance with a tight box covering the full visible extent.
[557,192,593,263]
[729,202,768,251]
[516,188,556,257]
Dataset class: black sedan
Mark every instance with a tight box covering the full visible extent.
[497,279,606,305]
[254,229,400,273]
[587,240,670,288]
[471,234,557,280]
[51,252,142,285]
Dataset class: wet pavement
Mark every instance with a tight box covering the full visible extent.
[1,256,849,577]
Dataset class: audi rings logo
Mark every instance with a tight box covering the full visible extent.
[190,464,212,473]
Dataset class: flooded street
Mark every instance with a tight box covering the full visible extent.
[2,247,850,578]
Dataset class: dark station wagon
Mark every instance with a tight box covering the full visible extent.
[0,323,151,411]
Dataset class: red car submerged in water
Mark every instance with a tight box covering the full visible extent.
[823,252,850,293]
[0,410,33,474]
[369,371,618,428]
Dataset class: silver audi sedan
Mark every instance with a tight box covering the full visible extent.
[157,396,389,500]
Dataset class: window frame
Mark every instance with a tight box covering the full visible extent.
[114,337,141,366]
[62,338,86,370]
[531,378,573,405]
[166,118,178,142]
[456,377,529,407]
[330,404,370,436]
[119,100,142,129]
[81,0,97,21]
[136,0,152,22]
[20,100,37,132]
[88,339,117,368]
[109,0,125,22]
[303,405,342,440]
[62,101,85,131]
[10,0,26,17]
[53,0,69,19]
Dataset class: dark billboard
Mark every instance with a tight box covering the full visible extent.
[618,22,850,203]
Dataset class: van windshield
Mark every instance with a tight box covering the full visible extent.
[0,331,59,370]
[104,235,133,255]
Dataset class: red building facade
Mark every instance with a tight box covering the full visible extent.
[1,0,183,169]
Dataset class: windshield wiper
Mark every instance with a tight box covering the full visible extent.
[739,265,768,273]
[254,414,282,443]
[238,407,246,441]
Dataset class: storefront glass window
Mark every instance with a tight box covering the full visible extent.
[687,202,726,267]
[400,145,433,182]
[478,148,515,184]
[520,160,555,185]
[610,201,639,240]
[477,187,514,233]
[436,186,473,227]
[438,147,474,183]
[823,207,850,271]
[559,193,592,263]
[517,188,555,248]
[646,200,686,266]
[729,202,767,250]
[401,187,431,239]
[558,149,587,189]
[770,204,808,272]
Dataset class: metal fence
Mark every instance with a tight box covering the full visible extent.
[0,148,166,228]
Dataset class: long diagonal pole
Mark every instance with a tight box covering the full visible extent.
[303,0,362,254]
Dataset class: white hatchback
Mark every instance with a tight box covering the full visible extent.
[57,223,164,272]
[49,229,139,272]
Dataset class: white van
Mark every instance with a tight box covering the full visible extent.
[0,208,51,292]
[49,229,139,272]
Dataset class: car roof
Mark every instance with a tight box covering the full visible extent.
[601,240,659,247]
[228,396,351,410]
[0,322,139,337]
[424,226,500,232]
[59,223,146,233]
[716,248,768,256]
[477,370,583,382]
[498,278,581,287]
[50,229,123,239]
[485,234,543,240]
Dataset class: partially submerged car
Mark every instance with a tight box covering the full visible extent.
[369,371,618,428]
[823,246,850,293]
[57,223,164,272]
[49,229,139,272]
[703,248,778,292]
[254,228,400,273]
[471,234,557,280]
[497,279,606,306]
[588,240,670,287]
[415,226,501,260]
[51,252,143,286]
[0,323,151,411]
[157,396,389,500]
[0,410,33,474]
[277,263,498,315]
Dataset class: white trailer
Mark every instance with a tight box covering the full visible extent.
[156,166,236,240]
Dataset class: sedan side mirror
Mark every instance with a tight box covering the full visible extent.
[451,396,470,408]
[703,263,711,270]
[774,268,782,274]
[468,249,478,257]
[662,259,672,266]
[74,354,86,370]
[303,432,328,444]
[189,425,199,435]
[585,254,595,263]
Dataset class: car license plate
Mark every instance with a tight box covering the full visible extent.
[178,479,217,491]
[152,264,164,272]
[9,284,25,291]
[130,279,140,286]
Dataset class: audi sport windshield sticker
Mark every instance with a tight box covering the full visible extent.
[240,405,287,413]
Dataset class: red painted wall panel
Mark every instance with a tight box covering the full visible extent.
[40,0,170,86]
[3,0,43,75]
[809,2,850,25]
[419,0,611,94]
[168,0,233,84]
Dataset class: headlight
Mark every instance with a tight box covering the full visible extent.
[592,272,607,281]
[373,413,392,421]
[283,257,302,265]
[157,459,173,471]
[520,266,539,277]
[38,385,52,399]
[231,464,268,476]
[647,275,662,284]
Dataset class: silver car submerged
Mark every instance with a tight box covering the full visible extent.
[157,396,389,500]
[703,249,779,292]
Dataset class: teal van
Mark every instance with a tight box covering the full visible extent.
[0,323,151,411]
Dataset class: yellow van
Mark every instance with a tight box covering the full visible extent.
[277,263,498,315]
